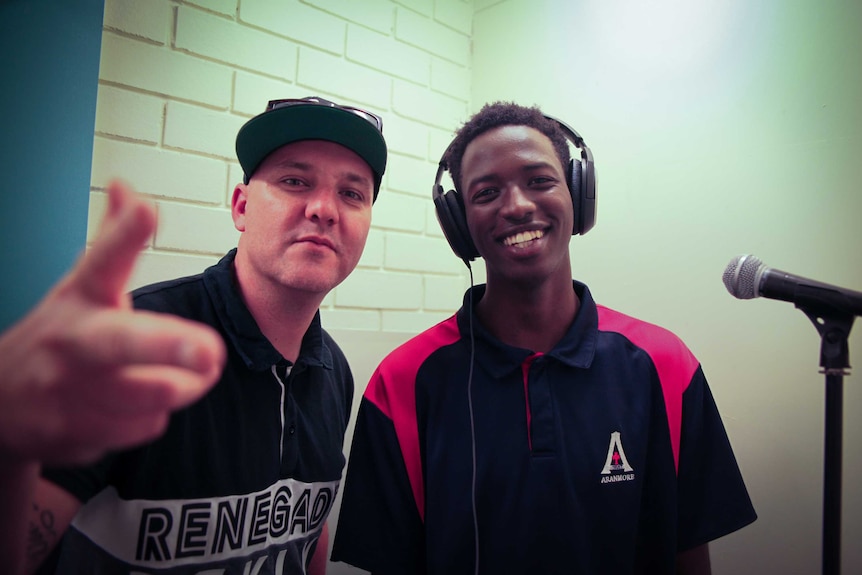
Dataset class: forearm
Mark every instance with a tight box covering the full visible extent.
[308,523,329,575]
[0,458,39,575]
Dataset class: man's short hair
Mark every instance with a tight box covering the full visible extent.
[444,102,572,194]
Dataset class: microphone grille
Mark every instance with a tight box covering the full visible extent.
[722,254,763,299]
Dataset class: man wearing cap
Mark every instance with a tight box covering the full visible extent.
[21,97,387,575]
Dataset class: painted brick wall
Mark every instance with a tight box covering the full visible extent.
[90,0,478,334]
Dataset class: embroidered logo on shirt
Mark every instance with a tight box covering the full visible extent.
[600,431,635,484]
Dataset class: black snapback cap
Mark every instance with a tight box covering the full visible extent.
[235,97,387,201]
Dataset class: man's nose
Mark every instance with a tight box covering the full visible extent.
[500,186,535,219]
[306,187,339,224]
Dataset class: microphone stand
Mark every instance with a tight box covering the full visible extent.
[799,286,855,575]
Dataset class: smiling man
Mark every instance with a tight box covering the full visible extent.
[23,97,387,575]
[332,102,756,575]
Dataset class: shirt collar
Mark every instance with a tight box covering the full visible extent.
[456,281,598,379]
[203,249,333,372]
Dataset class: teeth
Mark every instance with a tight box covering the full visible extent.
[503,230,544,247]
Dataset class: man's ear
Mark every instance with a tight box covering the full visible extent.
[231,184,248,232]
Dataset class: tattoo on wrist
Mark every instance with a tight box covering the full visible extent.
[26,502,58,566]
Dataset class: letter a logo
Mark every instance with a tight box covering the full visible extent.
[601,431,634,474]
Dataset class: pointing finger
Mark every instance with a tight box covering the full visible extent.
[73,180,157,306]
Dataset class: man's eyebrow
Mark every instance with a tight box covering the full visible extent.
[270,160,372,192]
[341,171,373,187]
[465,161,558,190]
[273,159,312,171]
[521,161,559,172]
[465,173,497,191]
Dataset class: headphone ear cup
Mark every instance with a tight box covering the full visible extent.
[434,186,479,261]
[550,115,596,236]
[579,154,596,235]
[568,156,597,236]
[568,158,583,235]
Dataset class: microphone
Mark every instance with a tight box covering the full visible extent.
[723,254,862,317]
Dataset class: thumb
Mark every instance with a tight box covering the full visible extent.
[72,180,157,306]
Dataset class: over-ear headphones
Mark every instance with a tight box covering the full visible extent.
[432,116,597,261]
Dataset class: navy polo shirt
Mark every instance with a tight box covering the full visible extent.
[332,282,756,575]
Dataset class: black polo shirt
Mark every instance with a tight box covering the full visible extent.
[42,249,353,574]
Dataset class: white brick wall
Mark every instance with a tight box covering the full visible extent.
[103,0,172,43]
[90,0,476,332]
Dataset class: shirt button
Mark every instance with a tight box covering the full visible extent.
[288,425,296,436]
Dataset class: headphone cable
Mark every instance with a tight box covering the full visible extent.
[465,262,479,575]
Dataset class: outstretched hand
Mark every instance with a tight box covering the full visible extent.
[0,181,226,465]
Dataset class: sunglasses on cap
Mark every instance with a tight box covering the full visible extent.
[265,97,383,133]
